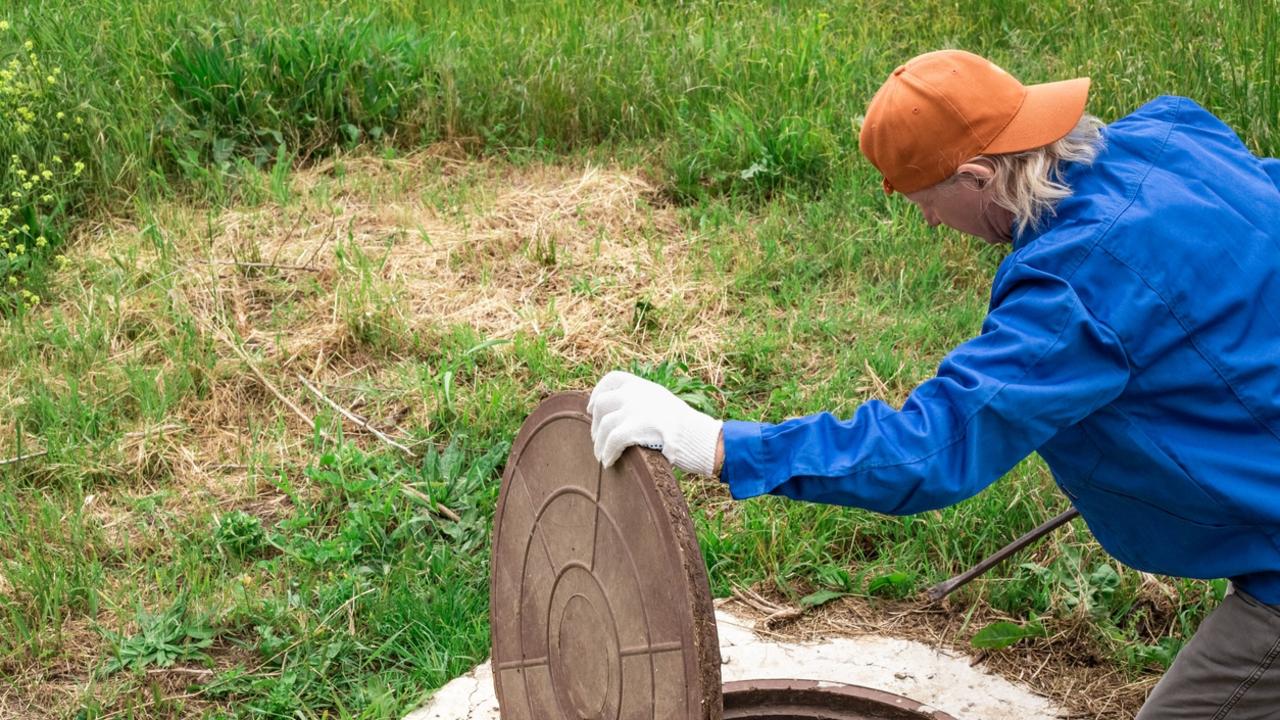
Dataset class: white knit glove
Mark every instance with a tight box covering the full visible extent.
[588,371,722,475]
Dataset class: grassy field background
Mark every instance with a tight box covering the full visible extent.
[0,0,1277,717]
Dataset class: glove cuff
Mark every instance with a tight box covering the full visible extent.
[671,411,723,477]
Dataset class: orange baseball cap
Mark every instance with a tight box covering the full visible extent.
[859,50,1090,194]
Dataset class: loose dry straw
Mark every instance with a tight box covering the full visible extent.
[56,155,726,529]
[196,155,729,377]
[217,330,323,435]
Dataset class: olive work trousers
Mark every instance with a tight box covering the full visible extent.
[1136,588,1280,719]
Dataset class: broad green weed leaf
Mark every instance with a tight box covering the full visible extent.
[799,589,847,609]
[971,621,1033,649]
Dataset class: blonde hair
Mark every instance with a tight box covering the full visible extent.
[962,114,1107,235]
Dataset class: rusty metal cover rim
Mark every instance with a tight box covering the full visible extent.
[721,679,959,719]
[489,391,722,720]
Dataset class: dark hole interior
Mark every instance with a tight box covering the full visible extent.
[722,684,950,720]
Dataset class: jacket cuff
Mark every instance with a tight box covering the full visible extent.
[721,420,769,499]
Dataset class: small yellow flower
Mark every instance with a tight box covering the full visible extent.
[52,155,62,164]
[74,115,82,125]
[9,191,20,199]
[21,182,32,190]
[55,112,64,121]
[6,276,15,286]
[35,236,46,247]
[40,194,52,203]
[6,253,16,261]
[40,170,51,180]
[15,244,24,254]
[45,75,54,85]
[0,21,10,31]
[23,40,32,51]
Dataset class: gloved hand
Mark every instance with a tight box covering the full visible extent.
[588,370,722,475]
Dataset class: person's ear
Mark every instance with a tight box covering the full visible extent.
[955,159,995,189]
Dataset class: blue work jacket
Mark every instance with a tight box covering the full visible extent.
[722,96,1280,602]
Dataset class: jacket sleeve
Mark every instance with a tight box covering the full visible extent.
[720,261,1130,515]
[1263,157,1280,191]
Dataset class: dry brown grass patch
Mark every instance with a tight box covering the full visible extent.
[55,152,738,490]
[189,151,729,374]
[12,151,733,488]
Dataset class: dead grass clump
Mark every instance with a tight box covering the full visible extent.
[193,153,730,375]
[45,152,734,501]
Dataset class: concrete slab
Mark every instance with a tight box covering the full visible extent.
[404,607,1067,720]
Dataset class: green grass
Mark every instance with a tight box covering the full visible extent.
[0,0,1276,717]
[4,1,1278,203]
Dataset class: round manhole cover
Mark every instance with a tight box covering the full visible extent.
[490,392,722,720]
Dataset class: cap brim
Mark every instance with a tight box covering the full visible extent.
[984,77,1091,155]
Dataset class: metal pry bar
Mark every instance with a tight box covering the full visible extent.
[925,507,1081,603]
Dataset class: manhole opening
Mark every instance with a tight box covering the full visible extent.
[723,680,951,719]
